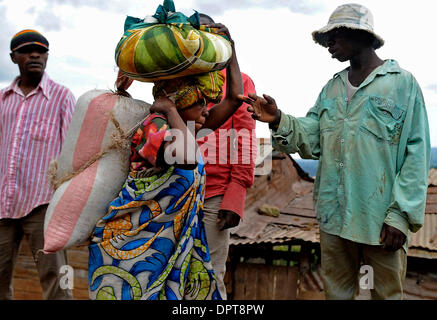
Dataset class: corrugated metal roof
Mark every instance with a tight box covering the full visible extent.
[407,248,437,259]
[231,151,319,246]
[231,223,319,245]
[231,152,315,241]
[409,214,437,252]
[409,183,437,256]
[426,186,437,214]
[282,193,316,218]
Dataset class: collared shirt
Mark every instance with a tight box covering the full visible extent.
[271,60,430,248]
[0,72,75,219]
[197,72,257,218]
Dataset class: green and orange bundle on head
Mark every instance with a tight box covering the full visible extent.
[114,0,232,84]
[114,0,232,114]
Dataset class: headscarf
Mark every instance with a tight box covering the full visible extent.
[152,71,225,110]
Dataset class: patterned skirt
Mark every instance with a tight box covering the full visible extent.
[88,161,221,300]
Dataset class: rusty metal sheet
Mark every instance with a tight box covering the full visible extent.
[231,209,273,240]
[285,193,314,210]
[231,223,320,246]
[426,204,437,214]
[407,248,437,259]
[274,214,318,228]
[426,194,437,205]
[235,152,314,241]
[426,187,437,214]
[282,192,316,218]
[281,208,316,218]
[290,180,314,197]
[409,214,437,252]
[429,169,437,186]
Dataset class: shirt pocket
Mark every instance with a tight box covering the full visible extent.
[359,96,406,144]
[318,98,336,133]
[31,118,56,143]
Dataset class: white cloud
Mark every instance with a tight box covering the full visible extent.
[0,4,20,81]
[191,0,325,16]
[427,84,437,93]
[34,10,62,31]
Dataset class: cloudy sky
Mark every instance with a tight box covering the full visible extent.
[1,0,436,147]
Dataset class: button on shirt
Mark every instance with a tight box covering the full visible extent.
[271,60,430,248]
[0,72,75,219]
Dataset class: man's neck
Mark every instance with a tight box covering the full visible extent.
[348,49,384,87]
[18,73,43,96]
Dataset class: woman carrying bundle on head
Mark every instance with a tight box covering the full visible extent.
[88,22,243,300]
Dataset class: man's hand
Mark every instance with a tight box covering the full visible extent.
[237,93,280,124]
[217,210,240,231]
[379,223,406,252]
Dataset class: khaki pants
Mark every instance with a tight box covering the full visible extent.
[0,205,73,300]
[203,195,230,299]
[320,231,407,300]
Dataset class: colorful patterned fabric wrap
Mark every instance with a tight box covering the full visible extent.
[88,113,221,300]
[114,0,232,82]
[152,71,225,110]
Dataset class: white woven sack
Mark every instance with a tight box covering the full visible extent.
[44,90,150,253]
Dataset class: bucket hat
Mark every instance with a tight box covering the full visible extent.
[312,3,384,49]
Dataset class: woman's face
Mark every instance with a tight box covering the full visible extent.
[178,99,209,132]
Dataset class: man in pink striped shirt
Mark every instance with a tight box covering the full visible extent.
[0,30,75,299]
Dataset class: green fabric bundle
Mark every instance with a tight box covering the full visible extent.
[115,0,232,82]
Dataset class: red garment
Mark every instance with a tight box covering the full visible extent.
[130,113,170,171]
[197,72,257,219]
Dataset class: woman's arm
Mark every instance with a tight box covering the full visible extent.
[151,97,199,170]
[202,23,243,131]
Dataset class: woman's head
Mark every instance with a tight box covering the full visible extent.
[178,98,209,132]
[152,71,224,130]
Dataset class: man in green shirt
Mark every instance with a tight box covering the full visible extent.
[238,4,430,299]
